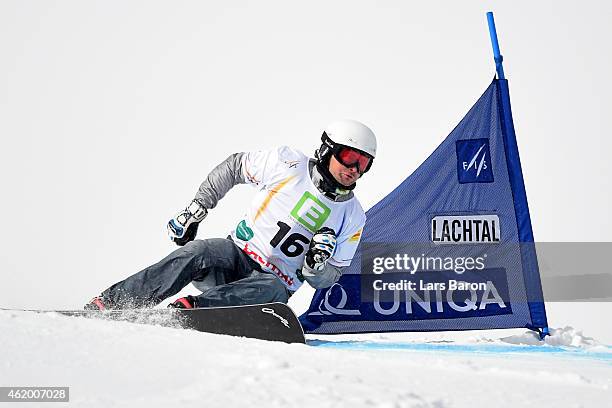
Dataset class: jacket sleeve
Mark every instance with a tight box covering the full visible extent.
[302,263,344,289]
[194,152,245,209]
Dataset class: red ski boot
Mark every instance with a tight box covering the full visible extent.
[167,296,197,309]
[84,296,108,311]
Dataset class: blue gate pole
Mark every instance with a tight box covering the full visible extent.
[486,12,505,79]
[487,12,550,340]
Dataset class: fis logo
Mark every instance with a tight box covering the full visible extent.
[456,139,494,183]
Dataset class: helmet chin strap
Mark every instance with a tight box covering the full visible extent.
[311,155,355,201]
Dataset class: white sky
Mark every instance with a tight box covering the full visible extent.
[1,0,610,336]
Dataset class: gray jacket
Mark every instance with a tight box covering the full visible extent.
[194,152,344,289]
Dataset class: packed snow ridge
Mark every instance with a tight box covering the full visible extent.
[501,326,602,348]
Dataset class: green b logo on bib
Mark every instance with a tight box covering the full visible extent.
[290,192,331,233]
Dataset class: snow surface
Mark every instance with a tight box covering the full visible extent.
[1,309,610,408]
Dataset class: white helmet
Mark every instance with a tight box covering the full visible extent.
[323,119,377,158]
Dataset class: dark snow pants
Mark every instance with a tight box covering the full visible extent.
[101,238,291,308]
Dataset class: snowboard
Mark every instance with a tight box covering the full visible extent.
[3,302,305,344]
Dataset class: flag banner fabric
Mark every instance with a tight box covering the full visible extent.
[299,79,548,335]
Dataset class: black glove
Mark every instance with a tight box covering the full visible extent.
[303,227,337,271]
[167,200,207,246]
[172,222,200,246]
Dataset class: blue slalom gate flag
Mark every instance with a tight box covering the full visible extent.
[299,78,549,337]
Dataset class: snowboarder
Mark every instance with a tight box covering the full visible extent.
[86,119,376,310]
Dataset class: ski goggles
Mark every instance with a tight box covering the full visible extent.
[333,145,373,174]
